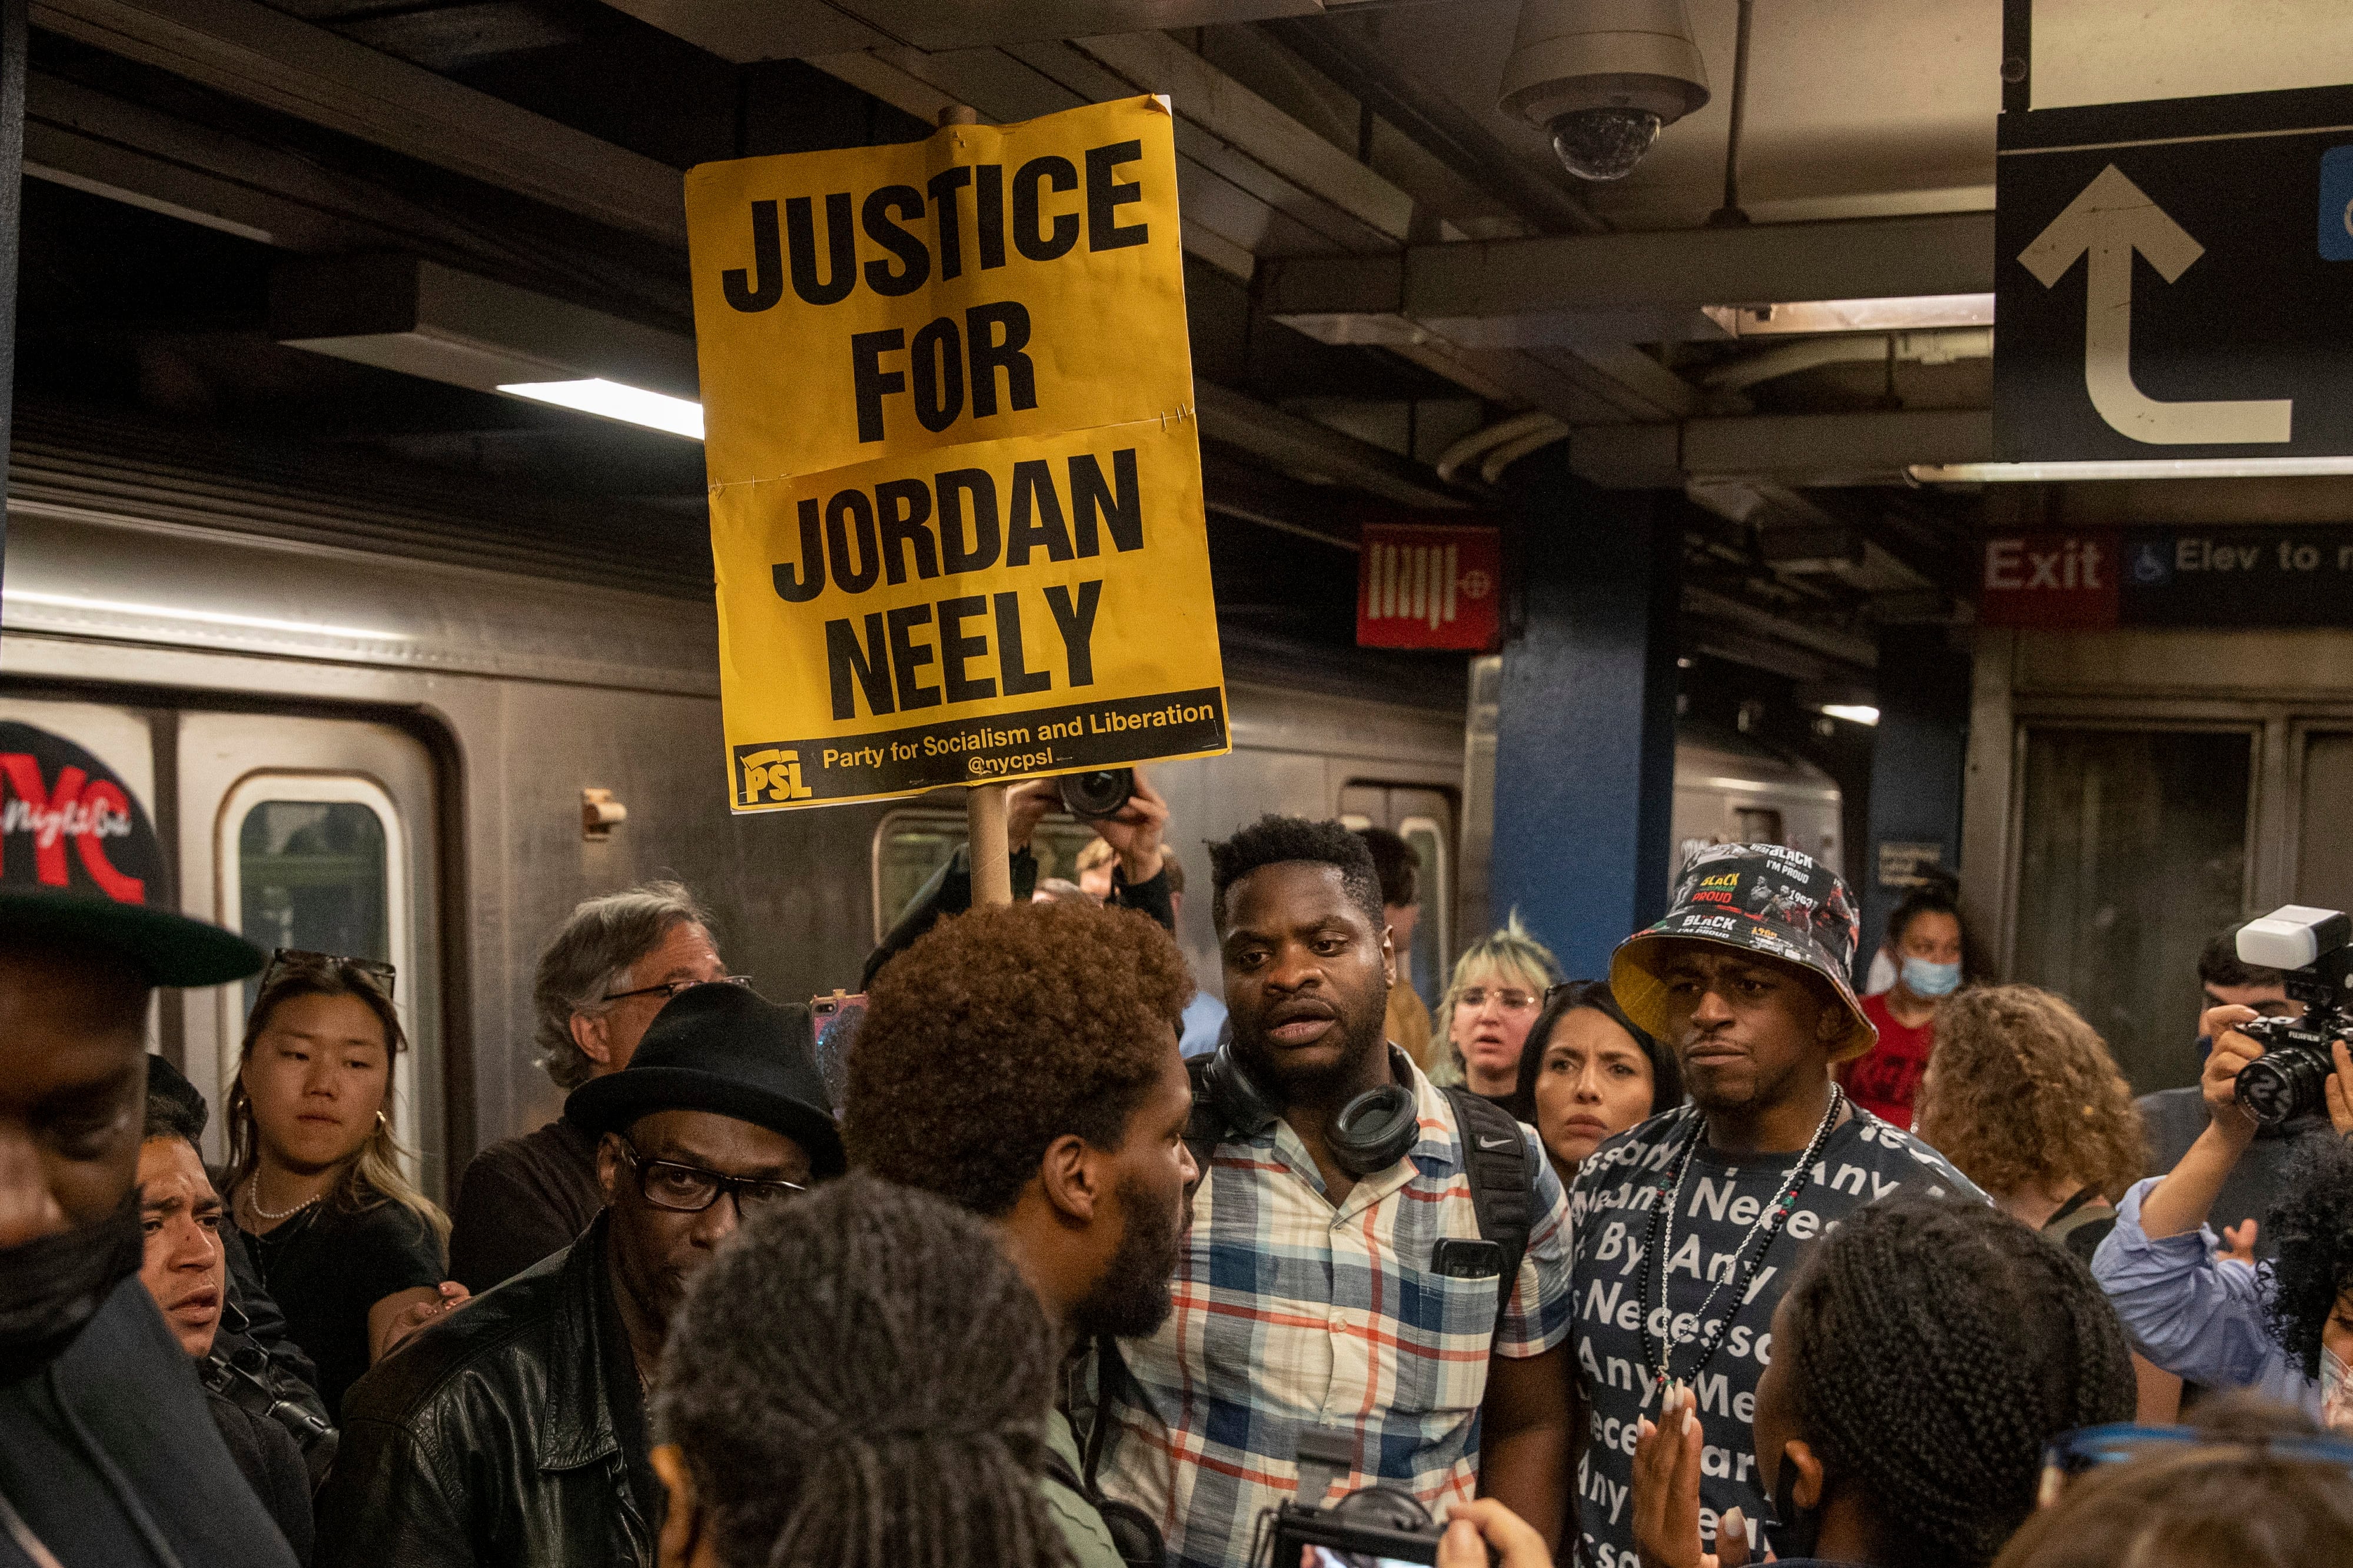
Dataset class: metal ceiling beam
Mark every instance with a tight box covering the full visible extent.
[31,0,688,244]
[1194,381,1473,511]
[1571,408,1993,489]
[1263,211,1997,347]
[1682,584,1877,671]
[270,254,700,400]
[584,7,1711,427]
[1255,15,1605,235]
[25,70,464,252]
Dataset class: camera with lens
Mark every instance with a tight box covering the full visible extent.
[1059,767,1135,821]
[2231,905,2353,1126]
[1252,1429,1444,1568]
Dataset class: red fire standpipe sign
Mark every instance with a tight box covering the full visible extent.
[1356,524,1501,651]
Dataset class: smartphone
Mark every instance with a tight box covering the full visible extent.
[1429,1238,1504,1280]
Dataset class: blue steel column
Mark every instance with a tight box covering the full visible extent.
[1490,452,1682,980]
[1857,625,1973,973]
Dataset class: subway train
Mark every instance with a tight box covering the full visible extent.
[0,406,1842,1199]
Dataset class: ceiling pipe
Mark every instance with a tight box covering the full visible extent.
[1706,0,1755,228]
[1480,422,1572,484]
[1435,409,1563,482]
[1700,327,1993,395]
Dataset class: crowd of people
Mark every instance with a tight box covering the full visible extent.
[6,757,2353,1568]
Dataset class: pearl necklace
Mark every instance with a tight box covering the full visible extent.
[1639,1087,1846,1395]
[244,1178,324,1224]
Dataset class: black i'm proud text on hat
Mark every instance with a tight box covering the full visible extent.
[0,721,262,987]
[567,981,846,1177]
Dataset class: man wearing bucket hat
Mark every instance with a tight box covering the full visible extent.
[317,982,843,1568]
[1564,843,1983,1568]
[0,720,301,1567]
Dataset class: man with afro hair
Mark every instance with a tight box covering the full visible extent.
[845,897,1199,1568]
[1091,815,1576,1568]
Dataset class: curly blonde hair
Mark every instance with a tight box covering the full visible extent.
[1914,984,2146,1205]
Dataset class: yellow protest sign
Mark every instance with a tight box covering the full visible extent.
[684,95,1228,811]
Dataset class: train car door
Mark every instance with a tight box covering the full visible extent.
[1338,783,1454,1012]
[2295,727,2353,909]
[177,713,444,1195]
[2005,723,2258,1095]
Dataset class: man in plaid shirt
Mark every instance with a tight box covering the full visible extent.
[1098,817,1574,1568]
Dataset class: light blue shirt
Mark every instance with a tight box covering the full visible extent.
[1178,988,1225,1059]
[2091,1176,2322,1417]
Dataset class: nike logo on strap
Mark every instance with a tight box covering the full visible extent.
[1477,1134,1516,1150]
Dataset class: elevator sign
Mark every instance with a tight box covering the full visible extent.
[1995,84,2353,461]
[1980,528,2353,628]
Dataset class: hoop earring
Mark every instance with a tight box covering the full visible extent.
[375,1110,388,1134]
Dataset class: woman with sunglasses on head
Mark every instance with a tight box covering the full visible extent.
[1433,913,1563,1102]
[225,952,459,1414]
[1508,980,1683,1185]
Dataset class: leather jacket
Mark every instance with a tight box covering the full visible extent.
[314,1215,654,1568]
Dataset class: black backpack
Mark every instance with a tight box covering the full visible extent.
[1074,1067,1536,1550]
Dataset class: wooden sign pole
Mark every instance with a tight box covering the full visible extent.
[968,783,1013,907]
[938,98,1012,910]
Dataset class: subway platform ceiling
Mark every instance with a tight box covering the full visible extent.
[15,0,2353,698]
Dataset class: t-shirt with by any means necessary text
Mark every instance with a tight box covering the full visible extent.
[1566,1104,1984,1568]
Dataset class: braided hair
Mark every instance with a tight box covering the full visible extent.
[652,1171,1072,1568]
[1779,1193,2136,1568]
[2260,1130,2353,1382]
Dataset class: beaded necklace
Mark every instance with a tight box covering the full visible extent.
[1637,1087,1845,1395]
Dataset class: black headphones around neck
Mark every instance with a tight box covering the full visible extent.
[1197,1041,1422,1179]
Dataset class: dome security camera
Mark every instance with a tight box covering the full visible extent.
[1499,0,1710,182]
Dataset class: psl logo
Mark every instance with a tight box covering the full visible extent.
[738,748,814,805]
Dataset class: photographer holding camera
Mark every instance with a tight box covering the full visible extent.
[2092,907,2353,1427]
[861,767,1174,989]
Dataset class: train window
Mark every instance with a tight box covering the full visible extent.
[2010,727,2254,1096]
[871,810,1103,940]
[1338,783,1456,1011]
[1734,807,1785,845]
[1397,815,1450,1011]
[239,802,389,980]
[216,772,416,1167]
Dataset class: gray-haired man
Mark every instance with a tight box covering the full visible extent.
[447,882,729,1292]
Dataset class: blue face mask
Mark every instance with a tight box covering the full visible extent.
[1902,957,1962,998]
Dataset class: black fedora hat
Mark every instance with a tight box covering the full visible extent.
[567,982,845,1177]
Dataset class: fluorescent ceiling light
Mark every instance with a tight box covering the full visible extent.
[498,378,705,441]
[7,589,410,642]
[1910,456,2353,484]
[1708,294,1996,337]
[1819,704,1880,726]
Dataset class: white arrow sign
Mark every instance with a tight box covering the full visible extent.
[2020,163,2293,445]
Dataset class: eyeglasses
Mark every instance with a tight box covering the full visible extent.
[616,1137,807,1214]
[259,948,397,999]
[2037,1423,2353,1504]
[600,974,753,1005]
[1456,986,1540,1013]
